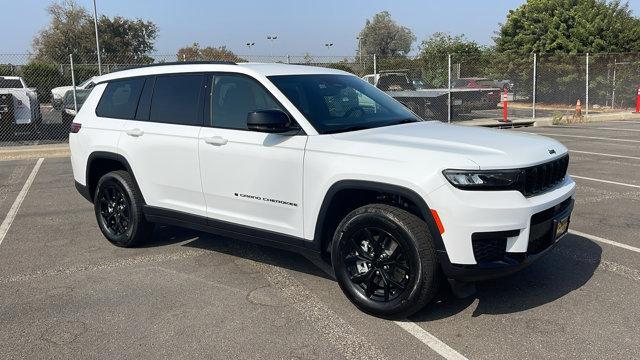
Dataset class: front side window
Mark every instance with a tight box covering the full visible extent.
[269,74,420,134]
[96,77,145,119]
[149,74,204,126]
[210,74,285,130]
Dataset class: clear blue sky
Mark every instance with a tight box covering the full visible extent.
[4,0,640,56]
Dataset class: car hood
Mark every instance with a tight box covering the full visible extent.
[51,86,74,97]
[328,121,567,170]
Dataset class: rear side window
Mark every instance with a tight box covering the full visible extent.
[96,78,145,119]
[149,74,204,126]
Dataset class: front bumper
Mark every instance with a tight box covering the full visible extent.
[428,175,576,281]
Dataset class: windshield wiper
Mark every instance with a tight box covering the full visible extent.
[385,118,420,126]
[324,119,420,134]
[324,125,373,134]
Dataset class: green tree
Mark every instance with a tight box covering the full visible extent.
[495,0,640,105]
[176,43,244,62]
[495,0,640,54]
[33,0,158,64]
[358,11,416,57]
[418,32,485,87]
[96,16,157,64]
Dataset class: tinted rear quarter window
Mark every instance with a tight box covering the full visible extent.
[96,78,145,119]
[149,74,204,126]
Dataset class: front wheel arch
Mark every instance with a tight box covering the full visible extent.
[313,180,446,260]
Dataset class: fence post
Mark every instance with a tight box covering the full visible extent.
[612,58,617,109]
[532,53,537,120]
[373,54,377,78]
[448,54,452,123]
[585,53,589,117]
[287,55,291,64]
[70,54,78,112]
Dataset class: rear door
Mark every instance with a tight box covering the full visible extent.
[198,73,306,237]
[117,74,207,217]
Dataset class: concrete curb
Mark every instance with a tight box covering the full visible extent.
[534,112,640,127]
[0,144,70,161]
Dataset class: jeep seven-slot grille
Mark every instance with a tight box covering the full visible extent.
[522,155,569,197]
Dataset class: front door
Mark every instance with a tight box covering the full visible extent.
[198,73,306,237]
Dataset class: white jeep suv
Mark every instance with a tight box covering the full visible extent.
[70,62,575,318]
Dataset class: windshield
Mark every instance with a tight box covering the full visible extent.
[78,78,94,88]
[0,79,23,88]
[269,74,420,134]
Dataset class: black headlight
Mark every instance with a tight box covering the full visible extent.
[442,169,523,191]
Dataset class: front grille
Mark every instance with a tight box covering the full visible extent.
[522,155,569,197]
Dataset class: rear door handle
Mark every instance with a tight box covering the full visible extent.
[125,128,144,137]
[204,136,228,146]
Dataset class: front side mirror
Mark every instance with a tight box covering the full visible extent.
[247,109,292,133]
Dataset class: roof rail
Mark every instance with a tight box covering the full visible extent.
[111,60,237,72]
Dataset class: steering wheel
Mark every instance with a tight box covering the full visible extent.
[343,106,365,118]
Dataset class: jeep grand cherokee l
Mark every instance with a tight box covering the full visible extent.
[70,62,575,318]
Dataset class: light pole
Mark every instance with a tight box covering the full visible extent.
[324,43,333,50]
[92,0,102,75]
[246,42,255,50]
[267,35,278,58]
[357,37,362,66]
[267,36,278,47]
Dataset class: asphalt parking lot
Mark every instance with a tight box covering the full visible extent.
[1,120,639,359]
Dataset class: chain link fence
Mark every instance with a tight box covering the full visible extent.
[1,52,639,148]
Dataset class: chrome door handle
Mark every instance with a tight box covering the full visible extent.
[204,136,228,146]
[125,128,144,137]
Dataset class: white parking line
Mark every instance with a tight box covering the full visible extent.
[569,150,640,160]
[606,120,640,124]
[571,175,640,189]
[394,321,469,360]
[554,125,640,132]
[569,230,640,254]
[304,254,468,360]
[0,158,44,247]
[529,133,640,143]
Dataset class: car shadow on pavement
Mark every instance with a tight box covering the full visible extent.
[411,233,602,321]
[170,229,335,281]
[139,225,203,248]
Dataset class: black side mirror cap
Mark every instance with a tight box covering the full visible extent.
[247,109,292,133]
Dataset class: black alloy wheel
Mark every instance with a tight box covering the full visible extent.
[94,170,153,247]
[331,204,440,318]
[98,183,131,237]
[344,227,411,302]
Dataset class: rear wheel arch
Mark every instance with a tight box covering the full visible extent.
[86,152,145,203]
[314,180,446,260]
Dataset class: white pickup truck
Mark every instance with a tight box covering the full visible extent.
[51,77,95,110]
[0,76,42,131]
[363,71,500,120]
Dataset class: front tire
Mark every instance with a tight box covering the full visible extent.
[331,204,440,318]
[94,170,153,247]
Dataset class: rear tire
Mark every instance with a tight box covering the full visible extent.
[331,204,440,319]
[94,170,153,247]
